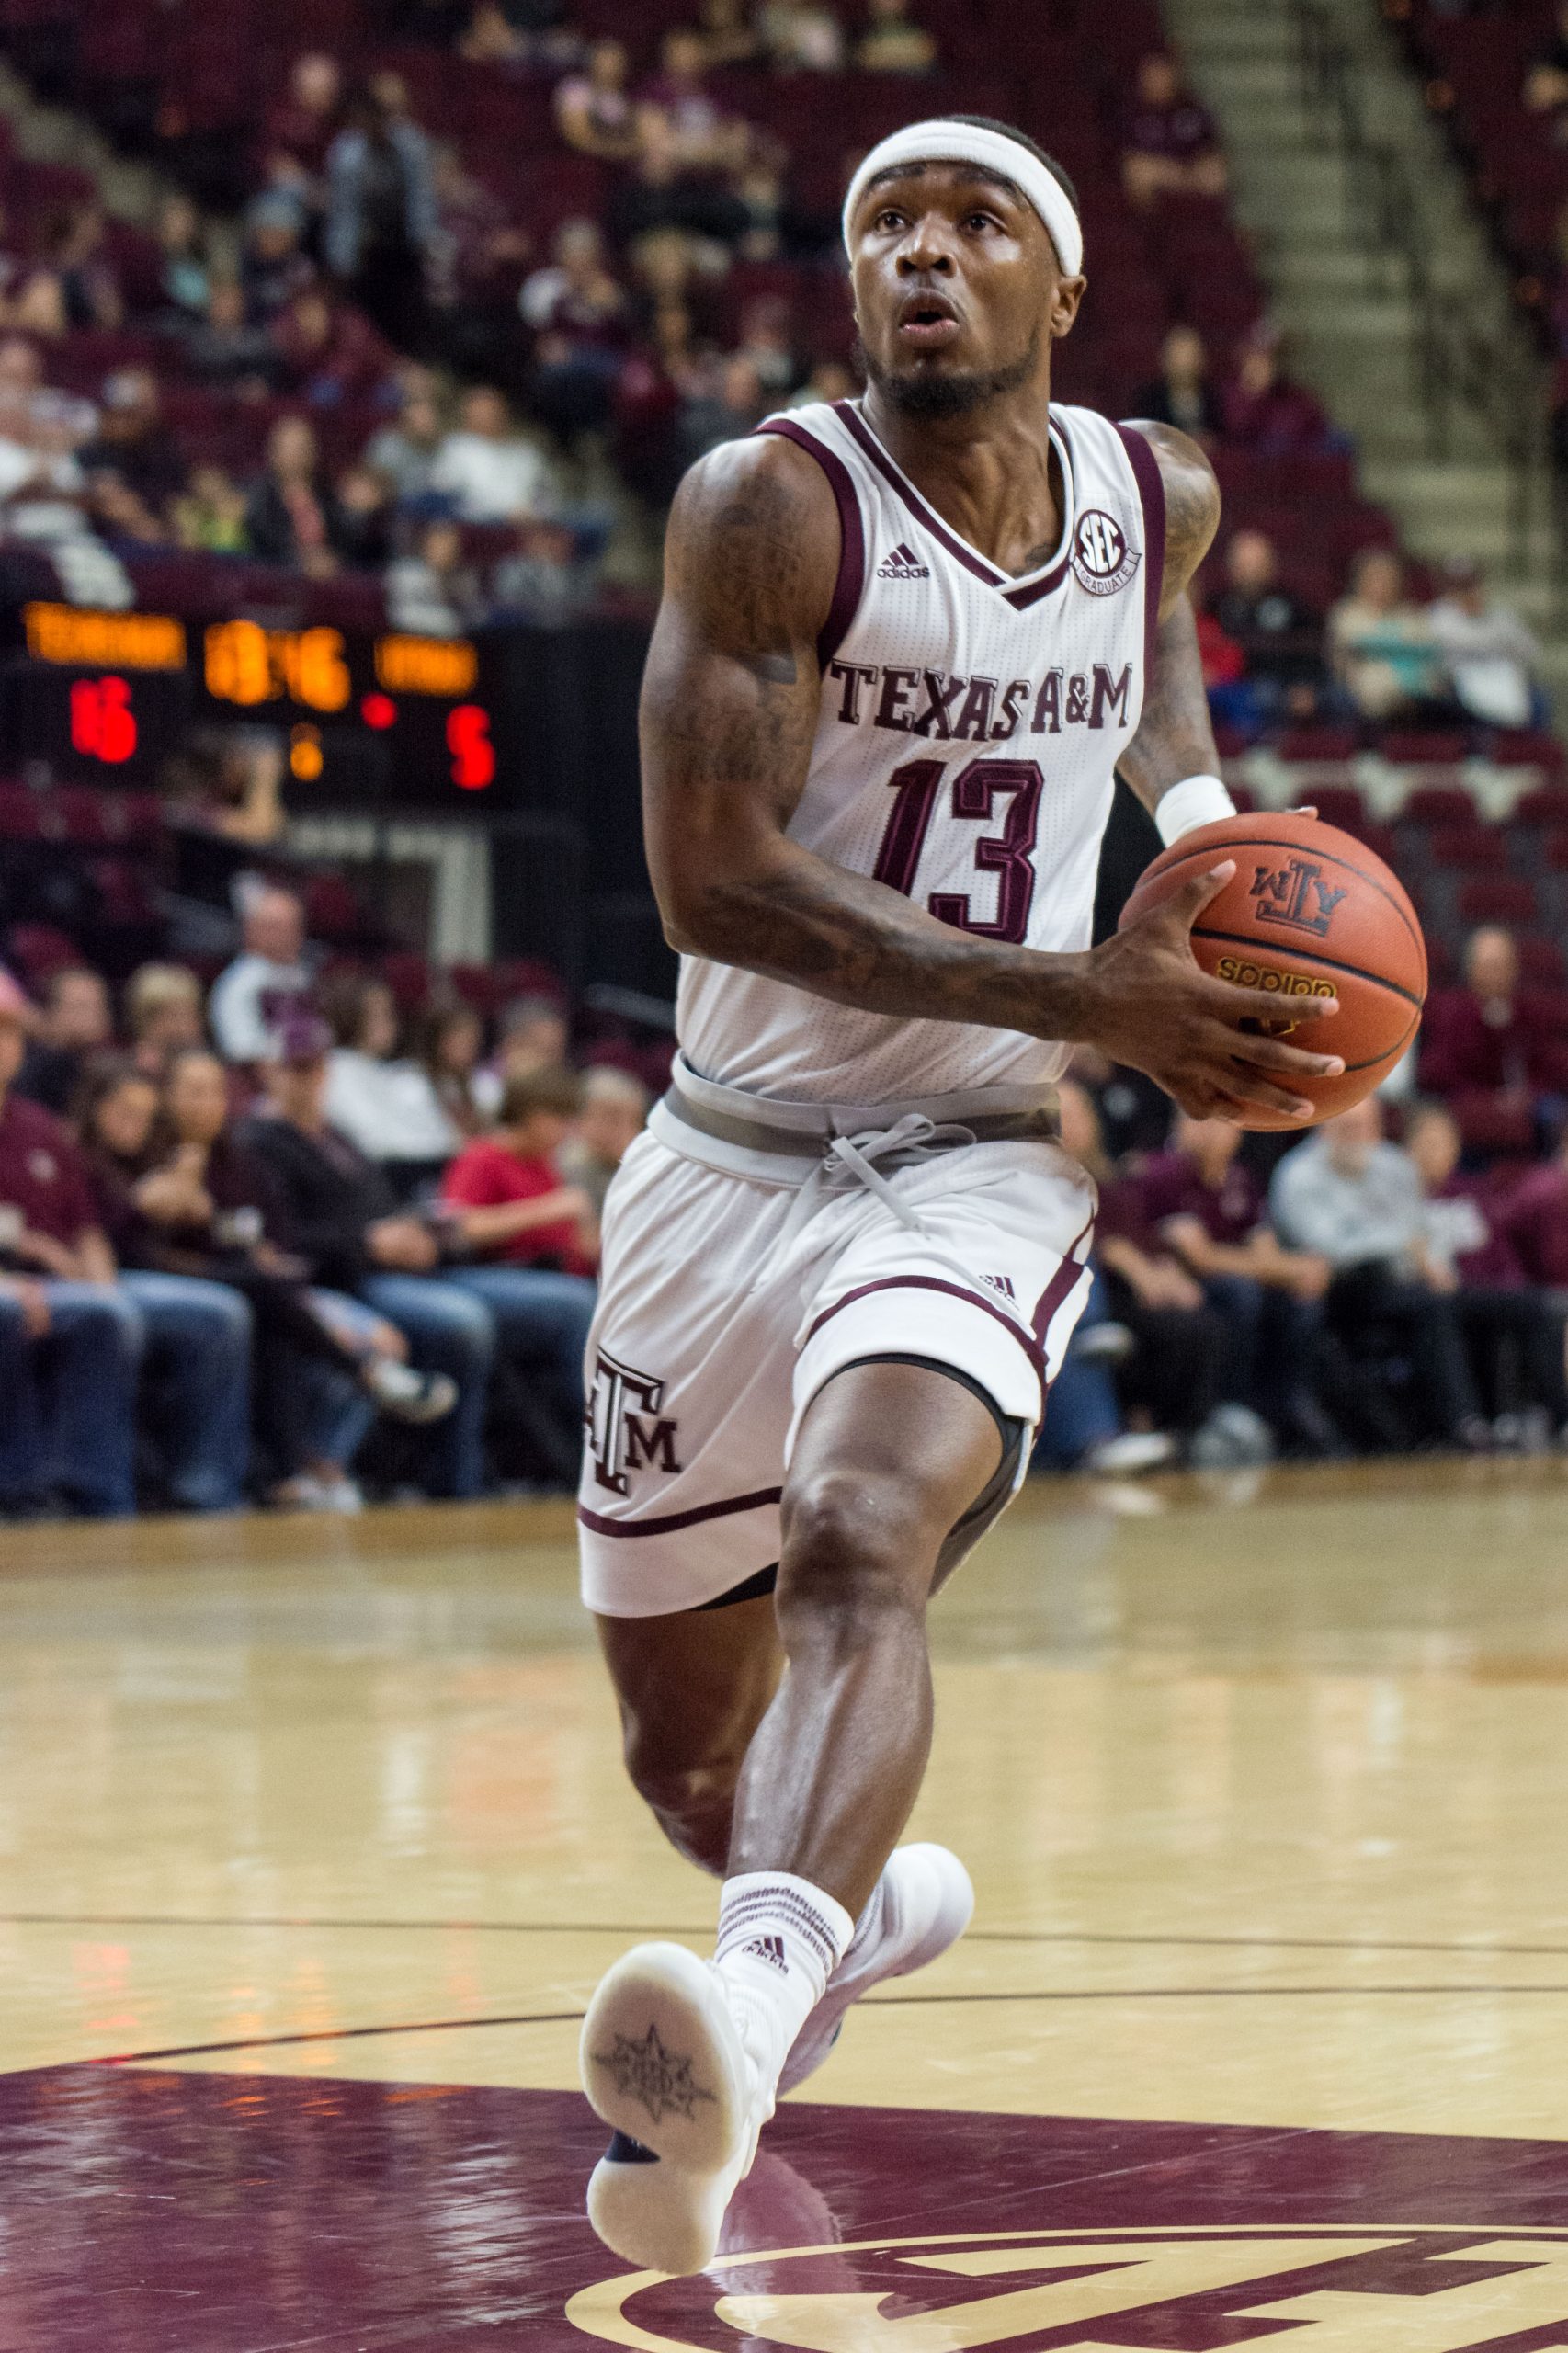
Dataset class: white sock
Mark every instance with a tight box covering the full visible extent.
[714,1870,854,2097]
[842,1873,887,1971]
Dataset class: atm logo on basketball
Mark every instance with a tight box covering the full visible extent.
[569,2223,1568,2347]
[1249,855,1348,939]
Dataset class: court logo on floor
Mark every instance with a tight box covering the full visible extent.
[569,2224,1568,2348]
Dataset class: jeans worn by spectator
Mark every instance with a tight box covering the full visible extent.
[119,1270,254,1511]
[1324,1263,1483,1448]
[443,1263,595,1428]
[0,1280,140,1516]
[1201,1274,1326,1443]
[358,1273,495,1498]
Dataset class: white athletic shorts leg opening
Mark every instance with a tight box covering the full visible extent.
[578,1129,1096,1619]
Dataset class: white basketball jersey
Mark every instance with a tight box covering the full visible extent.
[676,395,1165,1104]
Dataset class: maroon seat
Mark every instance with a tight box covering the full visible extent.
[1426,825,1507,871]
[1403,783,1478,826]
[1277,723,1361,763]
[1456,876,1540,926]
[1517,936,1567,988]
[1300,784,1365,832]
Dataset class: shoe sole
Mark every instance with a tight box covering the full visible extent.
[581,1944,756,2274]
[778,1844,973,2096]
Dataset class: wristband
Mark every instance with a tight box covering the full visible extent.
[1154,774,1236,847]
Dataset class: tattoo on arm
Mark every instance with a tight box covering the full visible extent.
[1116,419,1223,819]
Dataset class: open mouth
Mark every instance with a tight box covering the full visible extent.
[896,292,962,350]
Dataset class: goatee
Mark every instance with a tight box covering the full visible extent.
[859,328,1041,420]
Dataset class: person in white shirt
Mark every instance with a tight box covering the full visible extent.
[429,385,556,523]
[320,971,458,1184]
[1428,556,1543,730]
[208,885,312,1063]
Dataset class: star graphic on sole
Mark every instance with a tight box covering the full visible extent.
[592,2023,718,2126]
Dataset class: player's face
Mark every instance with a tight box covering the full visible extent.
[850,164,1085,417]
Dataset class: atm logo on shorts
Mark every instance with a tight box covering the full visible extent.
[569,2223,1568,2348]
[587,1349,683,1495]
[1249,856,1348,939]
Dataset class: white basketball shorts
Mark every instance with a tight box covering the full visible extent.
[577,1097,1096,1620]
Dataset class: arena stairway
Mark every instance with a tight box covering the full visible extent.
[1162,0,1568,714]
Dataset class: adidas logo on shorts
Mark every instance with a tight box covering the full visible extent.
[740,1934,790,1972]
[878,540,930,580]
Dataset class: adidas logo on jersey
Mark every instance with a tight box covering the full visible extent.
[740,1935,790,1973]
[877,540,931,580]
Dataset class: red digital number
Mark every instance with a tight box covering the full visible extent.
[871,756,1043,944]
[69,674,137,765]
[447,703,494,791]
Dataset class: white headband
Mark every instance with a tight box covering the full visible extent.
[842,119,1084,278]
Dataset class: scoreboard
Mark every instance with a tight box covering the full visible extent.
[2,602,506,803]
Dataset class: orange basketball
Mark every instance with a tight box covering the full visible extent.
[1118,810,1428,1131]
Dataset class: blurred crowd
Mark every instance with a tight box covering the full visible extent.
[7,875,1568,1517]
[0,881,652,1516]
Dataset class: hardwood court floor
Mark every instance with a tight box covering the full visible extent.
[9,1461,1568,2347]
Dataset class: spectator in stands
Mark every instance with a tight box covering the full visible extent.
[1220,328,1331,455]
[561,1065,648,1223]
[367,388,448,507]
[385,517,488,635]
[521,221,629,440]
[183,278,281,392]
[459,0,531,65]
[415,996,485,1138]
[159,734,287,846]
[85,465,171,551]
[437,1066,597,1460]
[173,460,252,554]
[271,287,393,405]
[324,80,440,356]
[16,965,111,1115]
[441,1065,594,1271]
[0,981,137,1517]
[474,994,570,1113]
[1502,1120,1568,1302]
[1329,549,1441,722]
[209,886,312,1065]
[1092,1147,1230,1458]
[241,1014,494,1498]
[0,213,66,338]
[1269,1097,1487,1451]
[734,294,802,396]
[125,963,206,1076]
[330,461,395,569]
[79,370,187,520]
[149,192,210,325]
[637,28,750,181]
[1524,1,1568,129]
[555,39,640,164]
[35,205,123,334]
[492,517,597,620]
[759,0,847,73]
[680,354,767,469]
[1132,324,1221,440]
[1407,1097,1568,1444]
[244,415,341,576]
[1427,556,1544,731]
[264,51,344,191]
[429,385,556,522]
[240,193,315,324]
[699,0,761,68]
[33,1051,249,1518]
[858,0,938,74]
[1208,527,1327,730]
[1138,1111,1337,1452]
[1420,925,1568,1143]
[321,971,459,1192]
[1120,52,1227,210]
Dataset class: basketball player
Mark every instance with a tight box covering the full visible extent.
[577,117,1342,2272]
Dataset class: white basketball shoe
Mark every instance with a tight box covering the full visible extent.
[778,1843,974,2095]
[582,1942,770,2276]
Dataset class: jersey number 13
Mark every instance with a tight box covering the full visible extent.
[871,756,1043,946]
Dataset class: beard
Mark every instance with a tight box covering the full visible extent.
[858,325,1041,420]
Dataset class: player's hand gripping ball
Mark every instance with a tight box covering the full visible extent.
[1119,811,1427,1131]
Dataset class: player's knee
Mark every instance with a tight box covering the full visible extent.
[778,1470,931,1642]
[621,1717,743,1820]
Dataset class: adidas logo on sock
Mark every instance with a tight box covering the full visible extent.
[740,1934,790,1972]
[877,540,930,580]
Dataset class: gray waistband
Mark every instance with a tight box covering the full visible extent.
[662,1077,1061,1160]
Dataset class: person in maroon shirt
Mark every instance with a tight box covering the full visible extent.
[1420,926,1568,1154]
[1136,1111,1338,1452]
[1120,53,1228,209]
[1407,1099,1568,1439]
[0,972,140,1514]
[1500,1124,1568,1302]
